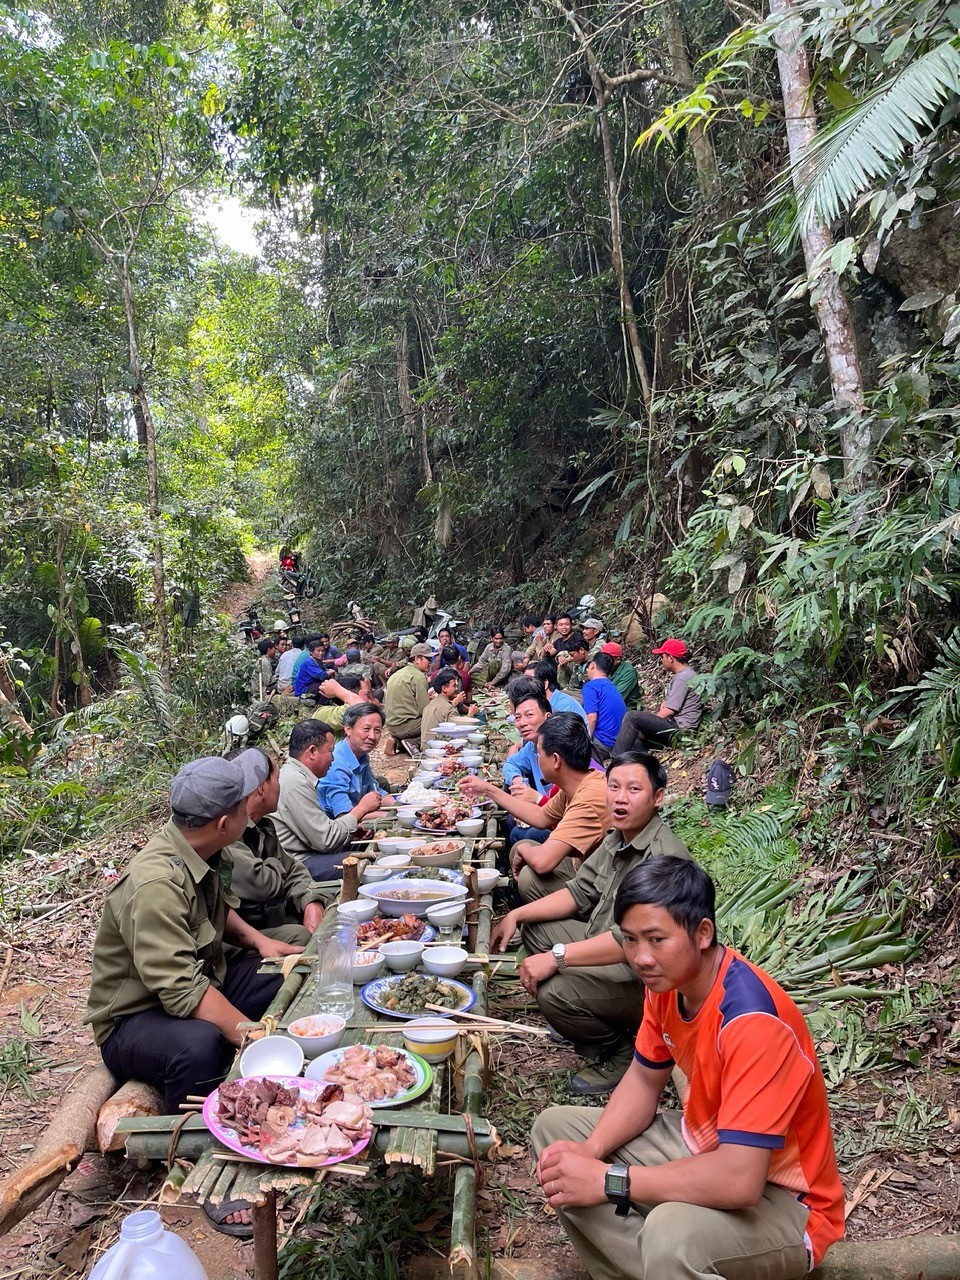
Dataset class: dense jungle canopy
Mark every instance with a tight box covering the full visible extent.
[1,0,959,859]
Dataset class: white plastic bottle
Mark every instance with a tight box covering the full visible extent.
[90,1210,209,1280]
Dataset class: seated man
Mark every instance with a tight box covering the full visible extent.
[582,652,628,758]
[580,617,605,657]
[85,753,300,1113]
[530,658,588,722]
[383,642,433,751]
[490,752,689,1095]
[556,633,589,696]
[223,747,327,946]
[462,713,608,901]
[275,634,304,695]
[311,671,369,739]
[601,640,639,709]
[497,677,554,851]
[432,625,468,665]
[470,627,514,689]
[249,636,277,701]
[360,632,390,690]
[420,668,465,746]
[519,613,542,659]
[317,702,393,818]
[293,636,335,700]
[316,633,343,669]
[532,856,844,1279]
[543,612,574,657]
[274,721,382,880]
[614,638,702,755]
[434,643,475,706]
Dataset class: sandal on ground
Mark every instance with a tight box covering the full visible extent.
[203,1197,254,1239]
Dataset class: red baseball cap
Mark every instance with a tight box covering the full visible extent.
[600,642,623,659]
[651,638,688,658]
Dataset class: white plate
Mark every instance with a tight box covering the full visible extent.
[303,1045,433,1106]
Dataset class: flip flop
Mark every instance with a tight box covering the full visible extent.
[203,1196,254,1239]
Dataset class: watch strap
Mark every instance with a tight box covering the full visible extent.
[604,1162,631,1216]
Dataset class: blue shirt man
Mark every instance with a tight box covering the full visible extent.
[294,648,329,697]
[502,740,549,795]
[582,658,628,749]
[316,704,390,817]
[547,685,588,723]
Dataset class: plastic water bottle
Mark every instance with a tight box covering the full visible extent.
[314,911,357,1019]
[90,1210,209,1280]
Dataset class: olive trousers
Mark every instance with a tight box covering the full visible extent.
[531,1107,812,1280]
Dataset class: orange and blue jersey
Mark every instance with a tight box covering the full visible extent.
[635,946,845,1266]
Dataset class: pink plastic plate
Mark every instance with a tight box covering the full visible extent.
[202,1075,372,1168]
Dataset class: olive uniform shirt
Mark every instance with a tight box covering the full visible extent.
[250,653,276,701]
[384,662,428,731]
[85,820,239,1046]
[565,815,691,944]
[611,659,640,710]
[420,693,458,746]
[224,817,327,915]
[311,702,348,738]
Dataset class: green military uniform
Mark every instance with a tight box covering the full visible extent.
[223,817,327,948]
[557,658,587,696]
[311,702,348,738]
[522,816,690,1059]
[85,819,240,1047]
[611,659,640,710]
[384,662,428,740]
[249,653,276,702]
[340,661,373,683]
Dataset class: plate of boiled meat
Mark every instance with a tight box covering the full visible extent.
[204,1075,372,1167]
[304,1043,433,1107]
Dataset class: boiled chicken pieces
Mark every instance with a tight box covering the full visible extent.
[216,1078,372,1166]
[322,1044,417,1101]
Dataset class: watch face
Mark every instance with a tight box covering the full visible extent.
[606,1166,629,1196]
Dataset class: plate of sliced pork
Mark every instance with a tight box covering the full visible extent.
[304,1043,433,1106]
[204,1075,372,1167]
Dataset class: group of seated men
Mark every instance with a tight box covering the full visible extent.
[86,617,844,1276]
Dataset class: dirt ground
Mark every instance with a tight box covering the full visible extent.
[0,574,958,1276]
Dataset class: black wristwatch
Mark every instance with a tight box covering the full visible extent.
[604,1163,631,1216]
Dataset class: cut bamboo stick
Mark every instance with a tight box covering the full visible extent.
[424,1003,549,1037]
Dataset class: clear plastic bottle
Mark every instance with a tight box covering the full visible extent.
[90,1210,209,1280]
[313,910,357,1019]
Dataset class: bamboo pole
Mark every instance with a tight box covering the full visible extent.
[252,1187,279,1280]
[341,857,360,903]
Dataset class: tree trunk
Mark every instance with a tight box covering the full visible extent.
[769,0,871,486]
[662,1,720,200]
[118,261,172,687]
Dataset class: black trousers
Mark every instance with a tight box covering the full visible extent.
[100,954,282,1112]
[612,710,679,755]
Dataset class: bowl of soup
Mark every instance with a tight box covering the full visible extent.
[358,878,468,918]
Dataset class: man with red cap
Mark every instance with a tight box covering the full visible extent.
[612,639,702,754]
[600,641,639,709]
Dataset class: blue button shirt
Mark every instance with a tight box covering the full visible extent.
[582,677,628,748]
[316,739,385,817]
[501,740,549,795]
[547,688,588,723]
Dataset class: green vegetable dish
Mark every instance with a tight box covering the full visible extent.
[376,973,466,1013]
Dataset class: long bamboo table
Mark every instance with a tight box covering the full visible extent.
[119,816,501,1280]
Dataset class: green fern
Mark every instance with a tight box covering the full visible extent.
[888,629,960,780]
[784,37,960,239]
[668,795,800,886]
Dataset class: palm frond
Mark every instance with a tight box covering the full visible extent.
[782,37,960,240]
[888,628,960,778]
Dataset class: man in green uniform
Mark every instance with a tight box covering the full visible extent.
[85,752,301,1112]
[601,642,639,710]
[222,747,328,947]
[383,642,432,751]
[489,751,690,1097]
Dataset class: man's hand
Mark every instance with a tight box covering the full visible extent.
[355,792,383,819]
[460,775,491,799]
[489,909,519,953]
[378,793,396,809]
[536,1140,608,1211]
[318,678,341,699]
[452,691,466,707]
[303,901,325,934]
[519,950,557,996]
[258,938,304,959]
[466,703,479,716]
[509,780,541,805]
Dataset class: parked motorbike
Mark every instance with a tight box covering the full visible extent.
[238,607,263,644]
[279,565,319,599]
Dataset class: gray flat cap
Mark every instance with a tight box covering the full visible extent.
[170,750,271,820]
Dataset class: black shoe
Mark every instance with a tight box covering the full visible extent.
[568,1046,634,1097]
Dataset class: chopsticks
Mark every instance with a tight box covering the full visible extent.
[424,1003,551,1037]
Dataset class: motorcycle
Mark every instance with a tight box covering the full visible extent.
[238,606,263,644]
[279,565,320,599]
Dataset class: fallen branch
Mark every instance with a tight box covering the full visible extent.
[96,1079,162,1153]
[0,1064,117,1238]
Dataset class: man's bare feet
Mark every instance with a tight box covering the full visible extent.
[384,734,396,755]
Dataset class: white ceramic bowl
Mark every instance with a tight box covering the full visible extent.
[415,772,442,787]
[376,838,401,856]
[436,722,471,738]
[460,754,483,767]
[423,748,446,760]
[456,717,482,727]
[361,863,393,884]
[422,945,468,978]
[286,1014,347,1057]
[409,839,466,870]
[475,868,500,895]
[384,838,437,855]
[377,853,412,871]
[402,1017,458,1063]
[426,901,466,930]
[239,1034,305,1078]
[467,733,486,744]
[353,949,385,982]
[379,939,424,972]
[358,877,466,918]
[337,898,379,923]
[455,818,484,838]
[396,808,420,828]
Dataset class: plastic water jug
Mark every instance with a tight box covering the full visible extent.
[90,1210,208,1280]
[314,911,357,1019]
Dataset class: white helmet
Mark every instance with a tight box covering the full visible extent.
[272,619,289,631]
[578,593,597,611]
[226,714,250,736]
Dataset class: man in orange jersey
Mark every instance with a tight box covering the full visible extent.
[532,856,844,1280]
